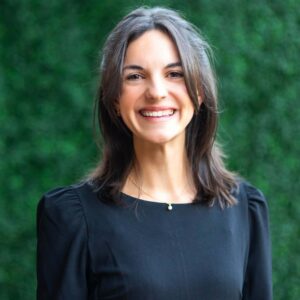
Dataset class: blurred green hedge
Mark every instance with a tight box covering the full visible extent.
[0,0,299,299]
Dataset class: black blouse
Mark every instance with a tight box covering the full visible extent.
[36,181,272,299]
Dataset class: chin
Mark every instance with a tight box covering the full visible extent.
[138,133,181,145]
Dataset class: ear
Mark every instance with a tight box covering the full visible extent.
[196,89,204,106]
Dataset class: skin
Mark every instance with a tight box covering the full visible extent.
[119,30,201,203]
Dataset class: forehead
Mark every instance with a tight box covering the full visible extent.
[124,30,180,66]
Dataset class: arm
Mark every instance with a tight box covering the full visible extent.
[36,187,89,299]
[242,183,273,300]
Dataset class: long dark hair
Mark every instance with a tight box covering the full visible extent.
[89,6,238,207]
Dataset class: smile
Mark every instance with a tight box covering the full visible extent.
[139,109,175,117]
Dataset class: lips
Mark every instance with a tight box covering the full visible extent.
[139,109,175,117]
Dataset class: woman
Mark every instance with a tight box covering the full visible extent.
[37,6,273,300]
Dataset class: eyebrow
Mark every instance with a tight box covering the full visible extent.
[123,62,182,71]
[165,62,182,68]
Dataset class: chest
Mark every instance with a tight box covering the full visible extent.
[88,203,248,300]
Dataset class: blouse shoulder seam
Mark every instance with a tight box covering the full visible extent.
[72,184,90,243]
[43,184,90,243]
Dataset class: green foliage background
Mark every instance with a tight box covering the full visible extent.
[0,0,299,299]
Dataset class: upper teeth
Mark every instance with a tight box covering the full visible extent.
[141,109,175,117]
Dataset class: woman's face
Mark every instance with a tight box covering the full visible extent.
[118,29,198,146]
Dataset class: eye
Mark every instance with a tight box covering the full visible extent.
[125,73,145,81]
[167,71,184,79]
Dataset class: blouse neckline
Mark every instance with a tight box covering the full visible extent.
[120,192,197,207]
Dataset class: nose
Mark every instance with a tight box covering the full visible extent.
[145,76,167,101]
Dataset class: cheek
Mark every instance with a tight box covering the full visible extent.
[119,86,140,108]
[118,93,138,130]
[178,88,195,111]
[119,92,134,113]
[172,82,192,101]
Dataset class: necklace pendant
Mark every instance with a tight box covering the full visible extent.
[167,203,173,211]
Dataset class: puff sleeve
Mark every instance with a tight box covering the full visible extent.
[36,187,89,299]
[242,182,273,300]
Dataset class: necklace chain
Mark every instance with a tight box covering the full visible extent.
[129,176,192,211]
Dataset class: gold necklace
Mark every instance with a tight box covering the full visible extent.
[129,177,191,211]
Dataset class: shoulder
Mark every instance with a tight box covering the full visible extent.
[37,182,92,233]
[37,181,107,226]
[234,180,269,221]
[38,180,96,208]
[237,180,267,206]
[39,183,81,211]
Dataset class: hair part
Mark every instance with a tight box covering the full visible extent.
[89,6,238,207]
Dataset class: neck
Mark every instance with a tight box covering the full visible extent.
[123,137,196,204]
